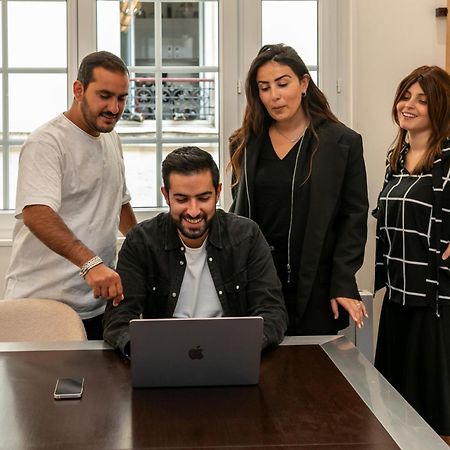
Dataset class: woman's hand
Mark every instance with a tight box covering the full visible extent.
[442,243,450,260]
[331,297,368,329]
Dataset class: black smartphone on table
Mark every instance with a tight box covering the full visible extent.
[53,377,84,400]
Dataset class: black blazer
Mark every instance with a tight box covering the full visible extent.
[230,119,369,327]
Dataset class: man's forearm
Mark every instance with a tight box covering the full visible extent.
[119,202,137,236]
[22,204,95,268]
[23,204,125,303]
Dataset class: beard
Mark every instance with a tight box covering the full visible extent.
[172,212,212,242]
[80,101,119,134]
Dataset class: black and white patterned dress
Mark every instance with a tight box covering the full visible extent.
[374,137,450,435]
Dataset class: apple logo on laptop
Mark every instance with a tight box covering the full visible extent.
[188,345,204,360]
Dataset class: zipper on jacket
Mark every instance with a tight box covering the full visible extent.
[244,147,252,219]
[286,132,306,283]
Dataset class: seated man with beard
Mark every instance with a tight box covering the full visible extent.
[103,146,288,356]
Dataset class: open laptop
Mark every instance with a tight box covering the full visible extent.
[130,316,264,388]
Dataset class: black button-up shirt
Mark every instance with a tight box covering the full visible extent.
[103,209,288,355]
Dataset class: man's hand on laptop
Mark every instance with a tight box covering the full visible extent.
[85,265,124,306]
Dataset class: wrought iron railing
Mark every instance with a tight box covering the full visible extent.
[122,76,215,122]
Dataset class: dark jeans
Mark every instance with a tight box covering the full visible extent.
[82,314,104,340]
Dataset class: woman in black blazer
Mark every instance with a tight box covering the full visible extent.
[229,44,369,335]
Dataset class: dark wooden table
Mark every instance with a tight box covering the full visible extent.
[0,337,445,449]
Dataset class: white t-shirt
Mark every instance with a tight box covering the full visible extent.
[5,113,131,319]
[173,239,223,318]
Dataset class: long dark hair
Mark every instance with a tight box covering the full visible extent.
[228,43,338,184]
[389,65,450,173]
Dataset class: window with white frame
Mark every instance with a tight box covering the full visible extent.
[0,0,325,213]
[97,0,219,208]
[0,0,68,210]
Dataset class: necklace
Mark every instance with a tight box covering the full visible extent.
[273,125,306,143]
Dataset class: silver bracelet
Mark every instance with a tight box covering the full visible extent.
[80,256,103,278]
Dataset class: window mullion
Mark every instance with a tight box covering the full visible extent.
[154,0,163,207]
[2,0,9,209]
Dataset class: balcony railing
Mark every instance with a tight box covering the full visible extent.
[122,77,215,123]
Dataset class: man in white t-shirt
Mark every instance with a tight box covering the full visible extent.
[5,51,137,339]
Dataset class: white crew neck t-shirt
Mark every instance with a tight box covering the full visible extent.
[173,239,223,318]
[5,113,131,319]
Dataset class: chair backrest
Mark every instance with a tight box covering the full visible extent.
[0,298,87,342]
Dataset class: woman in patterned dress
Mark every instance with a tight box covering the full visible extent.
[374,65,450,442]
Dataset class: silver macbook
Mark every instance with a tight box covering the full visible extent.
[130,316,264,388]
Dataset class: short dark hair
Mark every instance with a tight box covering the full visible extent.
[162,146,220,191]
[77,51,129,88]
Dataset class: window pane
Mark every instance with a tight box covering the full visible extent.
[0,8,2,67]
[8,1,67,68]
[159,72,217,131]
[132,2,155,66]
[262,1,317,66]
[118,71,156,137]
[99,1,219,67]
[123,72,156,124]
[97,0,122,56]
[98,0,156,66]
[162,2,199,66]
[9,74,67,133]
[123,143,158,208]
